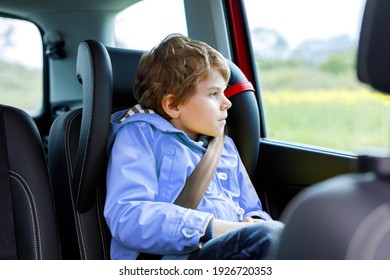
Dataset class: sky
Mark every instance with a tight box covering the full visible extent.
[1,0,367,68]
[0,19,43,68]
[244,0,366,48]
[116,0,367,50]
[115,0,187,50]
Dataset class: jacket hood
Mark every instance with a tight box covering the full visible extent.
[107,108,191,154]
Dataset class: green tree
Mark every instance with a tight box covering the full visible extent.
[320,48,355,75]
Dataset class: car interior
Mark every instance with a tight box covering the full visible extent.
[0,0,388,260]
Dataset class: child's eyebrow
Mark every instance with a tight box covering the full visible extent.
[207,85,227,91]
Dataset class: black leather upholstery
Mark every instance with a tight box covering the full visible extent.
[0,105,60,259]
[225,60,260,178]
[106,47,143,113]
[357,0,390,93]
[48,40,113,259]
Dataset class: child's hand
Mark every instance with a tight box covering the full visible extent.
[243,217,264,224]
[213,217,264,237]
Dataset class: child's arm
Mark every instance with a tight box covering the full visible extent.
[243,216,264,224]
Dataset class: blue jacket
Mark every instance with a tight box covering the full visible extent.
[104,108,271,260]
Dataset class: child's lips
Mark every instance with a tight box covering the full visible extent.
[219,114,228,122]
[220,118,227,125]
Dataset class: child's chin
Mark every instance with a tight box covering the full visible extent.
[210,132,224,138]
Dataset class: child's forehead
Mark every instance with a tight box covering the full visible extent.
[208,67,230,82]
[197,69,228,88]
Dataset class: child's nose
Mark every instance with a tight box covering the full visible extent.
[222,95,232,110]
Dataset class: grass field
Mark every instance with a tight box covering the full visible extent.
[262,88,390,152]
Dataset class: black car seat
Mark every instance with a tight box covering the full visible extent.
[103,53,261,261]
[105,47,143,114]
[48,40,113,259]
[48,40,145,260]
[48,39,262,260]
[274,0,390,259]
[0,105,60,259]
[224,60,260,178]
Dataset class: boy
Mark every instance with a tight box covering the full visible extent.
[104,34,283,260]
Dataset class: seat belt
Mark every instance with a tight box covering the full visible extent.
[174,134,224,209]
[0,107,18,259]
[137,134,225,260]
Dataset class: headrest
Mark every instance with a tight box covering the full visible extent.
[74,40,113,212]
[106,47,144,112]
[358,0,390,93]
[225,60,260,177]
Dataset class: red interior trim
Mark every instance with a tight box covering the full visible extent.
[225,0,255,83]
[224,81,254,98]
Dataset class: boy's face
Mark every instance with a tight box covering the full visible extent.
[170,69,232,139]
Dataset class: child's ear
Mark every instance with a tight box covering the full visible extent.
[162,93,180,119]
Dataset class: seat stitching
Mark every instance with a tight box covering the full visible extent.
[75,44,94,210]
[96,188,109,259]
[75,211,87,259]
[74,44,95,259]
[75,104,92,208]
[10,171,41,259]
[63,110,87,258]
[29,115,63,259]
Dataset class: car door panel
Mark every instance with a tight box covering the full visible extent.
[254,139,357,219]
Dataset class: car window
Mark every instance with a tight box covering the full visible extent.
[115,0,187,50]
[244,0,388,153]
[0,17,43,115]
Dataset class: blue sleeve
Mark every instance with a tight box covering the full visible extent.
[104,123,213,255]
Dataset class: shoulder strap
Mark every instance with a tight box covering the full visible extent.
[0,107,18,259]
[174,134,225,209]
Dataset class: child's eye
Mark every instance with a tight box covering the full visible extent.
[210,92,218,97]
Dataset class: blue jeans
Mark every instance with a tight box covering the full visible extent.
[193,221,284,260]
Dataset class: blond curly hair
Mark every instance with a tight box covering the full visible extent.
[133,34,230,119]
